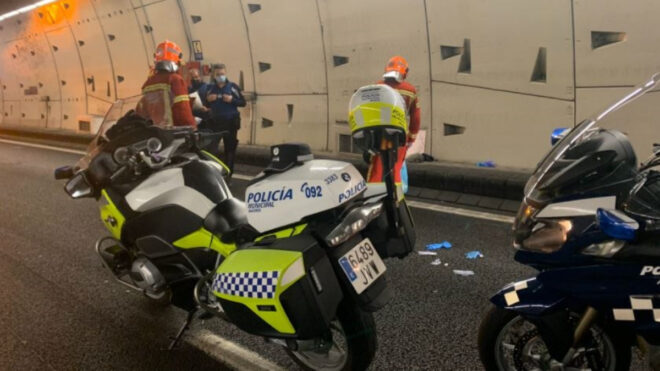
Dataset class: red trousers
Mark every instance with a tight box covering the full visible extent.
[367,147,406,183]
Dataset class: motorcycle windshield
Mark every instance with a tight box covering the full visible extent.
[524,73,660,202]
[77,93,171,170]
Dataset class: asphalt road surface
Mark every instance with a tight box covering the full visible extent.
[0,141,647,370]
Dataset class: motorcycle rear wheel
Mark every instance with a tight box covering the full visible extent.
[286,297,377,371]
[478,305,630,371]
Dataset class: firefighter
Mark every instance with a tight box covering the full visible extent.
[138,40,195,127]
[367,55,421,184]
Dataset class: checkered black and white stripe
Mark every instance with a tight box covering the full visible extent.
[613,296,660,322]
[503,278,535,306]
[212,271,279,299]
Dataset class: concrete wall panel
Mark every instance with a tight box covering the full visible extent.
[66,0,116,104]
[45,26,86,129]
[319,0,431,153]
[94,0,150,99]
[431,82,574,169]
[181,0,254,92]
[427,0,574,100]
[576,86,659,161]
[254,95,327,150]
[140,0,190,62]
[0,13,31,42]
[574,0,660,87]
[241,0,326,94]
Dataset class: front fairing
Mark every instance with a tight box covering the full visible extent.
[515,74,660,229]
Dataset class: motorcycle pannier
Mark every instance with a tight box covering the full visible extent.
[212,234,343,339]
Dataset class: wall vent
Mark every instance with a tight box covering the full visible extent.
[591,31,626,49]
[258,62,271,73]
[530,47,547,83]
[333,56,349,67]
[444,123,465,136]
[262,118,273,128]
[440,45,462,60]
[458,39,471,73]
[79,120,91,132]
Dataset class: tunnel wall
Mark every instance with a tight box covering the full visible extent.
[1,0,660,169]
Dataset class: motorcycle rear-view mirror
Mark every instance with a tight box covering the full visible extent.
[64,172,93,199]
[596,208,638,241]
[54,165,74,180]
[551,128,570,145]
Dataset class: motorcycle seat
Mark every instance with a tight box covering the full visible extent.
[203,197,248,236]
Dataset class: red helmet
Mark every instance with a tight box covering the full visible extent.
[154,40,183,72]
[383,56,409,82]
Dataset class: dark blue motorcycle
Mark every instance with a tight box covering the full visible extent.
[479,74,660,371]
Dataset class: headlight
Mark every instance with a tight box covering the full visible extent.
[519,220,572,253]
[326,202,383,247]
[513,201,539,247]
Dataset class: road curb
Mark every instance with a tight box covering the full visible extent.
[0,125,529,201]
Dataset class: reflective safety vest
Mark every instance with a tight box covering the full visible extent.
[138,71,195,127]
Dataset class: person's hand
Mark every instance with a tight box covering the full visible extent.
[222,94,233,103]
[406,133,417,148]
[201,106,209,112]
[207,93,218,102]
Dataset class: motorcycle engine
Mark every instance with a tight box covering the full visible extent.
[129,257,166,294]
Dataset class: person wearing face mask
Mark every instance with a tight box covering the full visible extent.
[205,63,246,180]
[188,68,211,121]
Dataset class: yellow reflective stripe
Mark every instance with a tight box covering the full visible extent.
[173,94,189,104]
[397,89,416,100]
[201,150,231,174]
[348,101,408,133]
[141,83,170,93]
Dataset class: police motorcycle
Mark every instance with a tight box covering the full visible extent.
[477,74,660,370]
[54,84,415,371]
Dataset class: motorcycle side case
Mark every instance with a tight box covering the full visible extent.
[213,234,343,339]
[363,199,416,259]
[329,235,392,312]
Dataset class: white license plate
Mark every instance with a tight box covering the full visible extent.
[338,238,386,294]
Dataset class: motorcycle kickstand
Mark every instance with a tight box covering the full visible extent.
[168,309,197,351]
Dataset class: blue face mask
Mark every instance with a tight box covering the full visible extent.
[218,75,227,83]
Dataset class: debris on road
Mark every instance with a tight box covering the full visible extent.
[453,270,475,276]
[417,251,438,256]
[430,258,442,266]
[476,160,496,168]
[426,241,452,250]
[465,251,484,259]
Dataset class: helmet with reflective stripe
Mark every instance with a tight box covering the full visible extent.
[383,55,409,82]
[154,40,183,72]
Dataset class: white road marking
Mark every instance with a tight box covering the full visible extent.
[185,329,286,371]
[407,200,514,224]
[0,138,87,155]
[0,138,516,224]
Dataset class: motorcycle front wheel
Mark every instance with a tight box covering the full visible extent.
[478,305,630,371]
[286,297,377,371]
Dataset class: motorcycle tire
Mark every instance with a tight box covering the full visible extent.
[478,305,631,371]
[286,296,377,371]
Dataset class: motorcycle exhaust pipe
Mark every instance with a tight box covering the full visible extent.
[562,306,598,365]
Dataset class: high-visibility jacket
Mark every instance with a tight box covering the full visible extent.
[376,79,420,142]
[139,70,195,127]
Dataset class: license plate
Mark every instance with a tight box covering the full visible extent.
[338,238,386,294]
